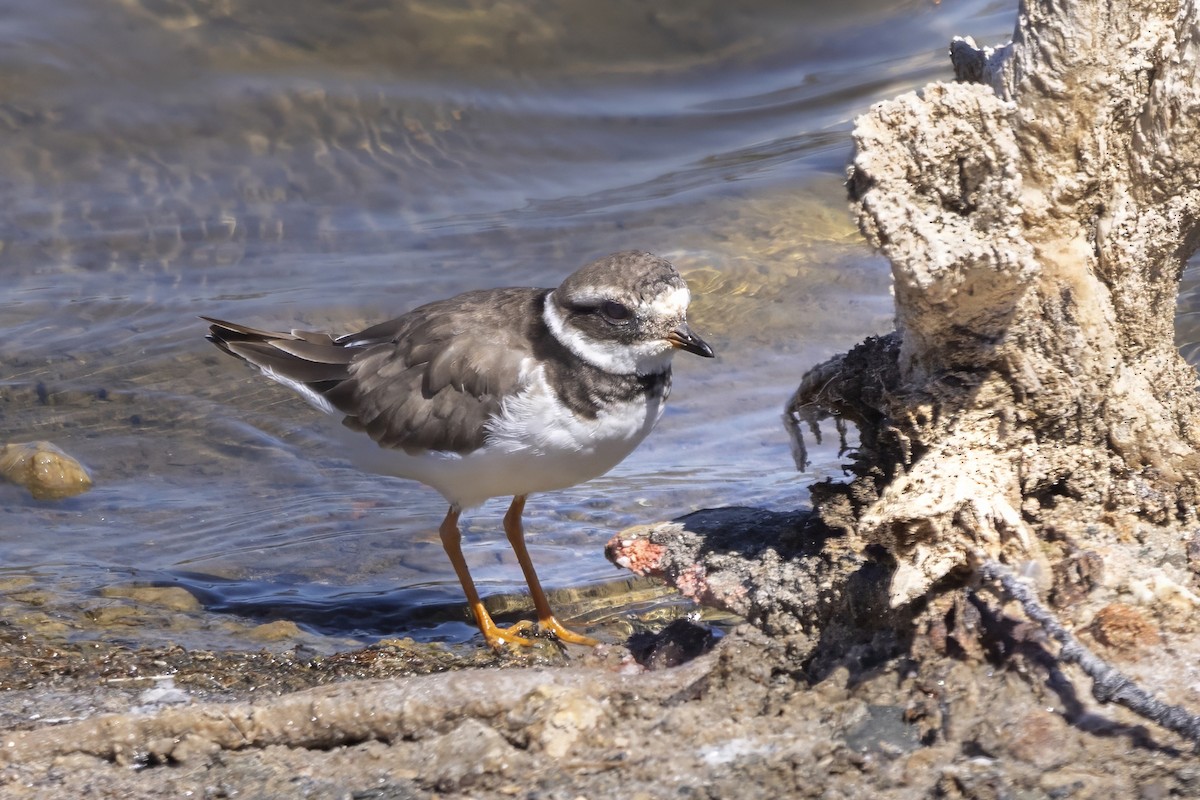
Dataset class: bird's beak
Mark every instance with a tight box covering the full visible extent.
[667,323,715,358]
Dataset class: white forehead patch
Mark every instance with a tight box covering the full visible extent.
[648,285,690,319]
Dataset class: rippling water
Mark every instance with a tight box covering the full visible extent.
[2,0,1029,648]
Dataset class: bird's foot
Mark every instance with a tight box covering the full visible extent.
[532,616,599,647]
[481,617,598,650]
[480,619,538,649]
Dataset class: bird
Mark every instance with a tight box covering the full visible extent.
[203,251,714,648]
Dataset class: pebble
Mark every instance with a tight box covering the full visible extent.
[0,441,93,500]
[246,620,304,642]
[100,586,202,613]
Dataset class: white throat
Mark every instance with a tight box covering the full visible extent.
[543,291,674,376]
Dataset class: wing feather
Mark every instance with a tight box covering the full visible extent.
[206,288,545,455]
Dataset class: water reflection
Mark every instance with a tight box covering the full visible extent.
[0,0,1018,648]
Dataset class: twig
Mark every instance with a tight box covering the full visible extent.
[978,559,1200,748]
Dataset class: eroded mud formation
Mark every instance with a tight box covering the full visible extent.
[618,0,1200,682]
[827,0,1200,605]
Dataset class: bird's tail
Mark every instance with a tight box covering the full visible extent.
[202,316,356,411]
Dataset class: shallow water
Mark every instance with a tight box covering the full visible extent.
[2,0,1028,648]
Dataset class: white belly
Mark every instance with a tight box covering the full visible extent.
[327,365,665,509]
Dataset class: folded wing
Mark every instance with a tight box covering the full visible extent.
[203,287,544,455]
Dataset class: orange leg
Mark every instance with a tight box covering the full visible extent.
[503,495,599,647]
[438,505,534,649]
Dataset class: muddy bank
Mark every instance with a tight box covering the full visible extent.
[2,536,1200,799]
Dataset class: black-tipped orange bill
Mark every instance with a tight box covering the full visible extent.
[667,324,715,358]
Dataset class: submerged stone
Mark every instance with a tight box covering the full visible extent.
[0,441,93,500]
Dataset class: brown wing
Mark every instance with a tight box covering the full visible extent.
[327,288,543,454]
[205,288,545,456]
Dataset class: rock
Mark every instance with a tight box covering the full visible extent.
[505,684,606,759]
[100,586,202,613]
[246,620,304,642]
[0,441,93,500]
[1089,604,1162,654]
[627,618,719,669]
[132,678,191,714]
[420,719,520,787]
[83,603,141,627]
[166,732,221,765]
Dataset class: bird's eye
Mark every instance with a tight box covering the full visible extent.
[600,301,632,323]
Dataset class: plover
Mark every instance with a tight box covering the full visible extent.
[203,251,714,648]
